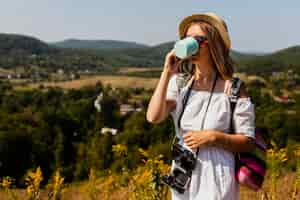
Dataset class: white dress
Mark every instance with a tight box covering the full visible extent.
[166,74,256,200]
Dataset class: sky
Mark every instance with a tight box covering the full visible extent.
[0,0,300,53]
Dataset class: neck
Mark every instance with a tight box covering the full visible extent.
[193,57,217,83]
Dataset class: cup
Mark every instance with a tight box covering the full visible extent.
[174,37,199,59]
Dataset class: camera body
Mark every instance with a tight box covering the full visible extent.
[162,139,197,194]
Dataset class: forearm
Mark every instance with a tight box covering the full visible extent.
[212,130,255,153]
[146,69,173,123]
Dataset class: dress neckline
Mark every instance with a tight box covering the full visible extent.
[189,89,252,103]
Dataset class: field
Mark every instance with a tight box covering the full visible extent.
[12,75,159,91]
[12,67,162,91]
[12,72,260,91]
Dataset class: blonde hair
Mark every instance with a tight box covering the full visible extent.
[184,21,235,80]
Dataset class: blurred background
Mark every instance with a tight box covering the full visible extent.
[0,1,299,199]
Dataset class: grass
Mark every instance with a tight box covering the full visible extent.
[0,172,298,200]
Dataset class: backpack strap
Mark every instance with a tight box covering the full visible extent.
[229,77,243,111]
[229,77,243,133]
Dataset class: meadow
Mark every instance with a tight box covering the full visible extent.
[0,146,299,200]
[27,75,159,90]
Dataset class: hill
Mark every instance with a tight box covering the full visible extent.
[51,39,149,50]
[0,33,58,55]
[237,45,300,74]
[0,33,299,76]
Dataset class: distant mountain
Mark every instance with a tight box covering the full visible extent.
[272,45,300,61]
[0,33,299,75]
[51,39,149,50]
[0,33,58,55]
[237,45,300,74]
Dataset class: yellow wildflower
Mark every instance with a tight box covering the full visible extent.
[0,177,13,189]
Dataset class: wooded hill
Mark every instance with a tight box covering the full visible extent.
[52,39,149,50]
[0,33,299,75]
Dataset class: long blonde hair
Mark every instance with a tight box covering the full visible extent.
[184,21,235,80]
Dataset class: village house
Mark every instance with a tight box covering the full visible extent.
[101,127,118,136]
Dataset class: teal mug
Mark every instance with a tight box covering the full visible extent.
[174,36,207,59]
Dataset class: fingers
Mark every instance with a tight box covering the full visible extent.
[183,132,196,148]
[165,49,180,67]
[185,141,194,149]
[184,138,194,146]
[186,142,198,151]
[183,132,194,143]
[183,131,206,150]
[183,136,193,144]
[182,132,192,139]
[167,51,178,65]
[166,49,176,59]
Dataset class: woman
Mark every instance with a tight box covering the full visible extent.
[146,12,256,200]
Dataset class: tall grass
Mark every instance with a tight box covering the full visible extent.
[0,144,299,200]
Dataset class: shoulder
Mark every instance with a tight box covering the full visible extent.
[169,74,193,92]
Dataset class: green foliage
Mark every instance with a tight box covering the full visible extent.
[0,70,298,188]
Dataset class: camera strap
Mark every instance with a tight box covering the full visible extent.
[176,73,218,155]
[177,77,195,129]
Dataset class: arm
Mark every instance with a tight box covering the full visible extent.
[146,49,179,124]
[183,130,255,153]
[146,70,176,124]
[212,131,255,152]
[215,81,255,152]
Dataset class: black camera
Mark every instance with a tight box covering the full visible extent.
[162,138,197,194]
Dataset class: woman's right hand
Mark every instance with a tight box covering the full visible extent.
[163,49,181,76]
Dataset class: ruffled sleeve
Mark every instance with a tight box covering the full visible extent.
[166,74,178,101]
[233,97,256,138]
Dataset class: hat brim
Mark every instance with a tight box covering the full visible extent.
[178,14,231,49]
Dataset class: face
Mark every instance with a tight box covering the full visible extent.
[185,23,209,62]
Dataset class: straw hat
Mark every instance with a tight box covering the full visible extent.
[178,12,231,49]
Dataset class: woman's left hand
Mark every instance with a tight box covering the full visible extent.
[183,130,216,151]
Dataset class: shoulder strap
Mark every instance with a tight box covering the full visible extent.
[229,78,261,150]
[229,77,243,132]
[229,77,243,110]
